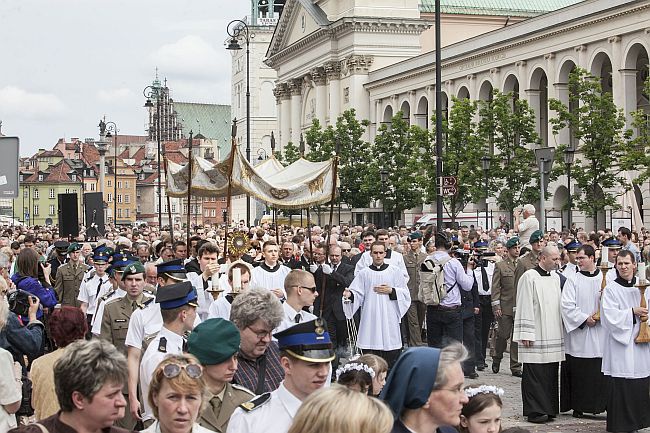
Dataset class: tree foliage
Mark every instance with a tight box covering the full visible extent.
[478,90,540,222]
[622,75,650,183]
[549,67,634,227]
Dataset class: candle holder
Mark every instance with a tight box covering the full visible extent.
[635,279,650,344]
[592,263,609,321]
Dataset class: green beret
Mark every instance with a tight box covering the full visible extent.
[529,230,544,245]
[187,318,240,365]
[408,232,423,240]
[506,237,520,249]
[67,242,81,253]
[121,261,145,278]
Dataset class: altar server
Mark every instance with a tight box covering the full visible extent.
[560,245,609,417]
[601,250,650,432]
[343,241,410,368]
[251,240,290,299]
[513,245,564,424]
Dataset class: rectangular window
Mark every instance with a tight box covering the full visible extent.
[117,194,123,203]
[125,209,130,218]
[38,174,43,182]
[90,183,96,191]
[118,209,122,218]
[137,205,141,213]
[164,204,169,213]
[136,189,141,198]
[33,205,39,216]
[71,174,76,181]
[125,181,129,189]
[211,209,216,217]
[23,189,28,198]
[49,188,55,199]
[204,209,209,217]
[117,181,122,189]
[125,195,130,204]
[183,205,188,214]
[107,193,113,203]
[33,189,39,199]
[107,179,111,187]
[49,205,55,215]
[171,204,177,213]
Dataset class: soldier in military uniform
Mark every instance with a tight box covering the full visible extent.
[514,230,545,289]
[54,242,86,307]
[140,281,198,428]
[99,261,154,354]
[227,318,335,433]
[404,231,427,347]
[187,318,254,433]
[491,237,523,377]
[48,240,69,280]
[99,261,154,430]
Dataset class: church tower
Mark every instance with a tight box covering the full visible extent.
[251,0,285,26]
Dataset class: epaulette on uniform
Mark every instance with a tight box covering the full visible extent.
[84,270,96,282]
[239,393,271,412]
[232,384,255,396]
[158,337,167,353]
[102,290,119,303]
[139,298,155,309]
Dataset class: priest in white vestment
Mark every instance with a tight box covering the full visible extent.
[343,241,410,368]
[601,250,650,433]
[559,244,609,417]
[513,245,564,424]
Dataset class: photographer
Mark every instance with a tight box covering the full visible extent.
[469,241,497,372]
[0,279,44,364]
[11,248,57,320]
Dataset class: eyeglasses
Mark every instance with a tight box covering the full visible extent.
[247,326,273,340]
[342,249,351,252]
[298,285,317,293]
[162,363,202,379]
[435,386,464,395]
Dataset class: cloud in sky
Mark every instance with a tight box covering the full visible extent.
[0,86,66,120]
[97,88,133,103]
[150,35,223,82]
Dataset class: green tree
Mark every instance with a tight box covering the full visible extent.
[478,90,540,224]
[304,110,373,209]
[275,142,301,167]
[622,75,650,182]
[368,112,431,222]
[549,67,634,228]
[438,97,485,222]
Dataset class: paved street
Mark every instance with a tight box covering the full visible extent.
[466,352,649,433]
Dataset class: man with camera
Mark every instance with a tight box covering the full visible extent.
[470,241,497,372]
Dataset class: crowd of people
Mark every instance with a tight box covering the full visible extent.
[0,201,649,433]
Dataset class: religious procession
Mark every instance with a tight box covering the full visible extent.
[1,203,650,433]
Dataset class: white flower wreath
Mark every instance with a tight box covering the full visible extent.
[464,385,505,398]
[335,362,376,380]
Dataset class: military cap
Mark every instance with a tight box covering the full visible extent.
[67,242,82,253]
[602,238,622,250]
[529,230,544,245]
[156,281,198,310]
[408,232,423,240]
[122,261,145,278]
[93,246,111,263]
[505,237,520,249]
[54,240,70,251]
[156,259,187,282]
[474,241,489,251]
[187,318,240,365]
[273,318,335,363]
[564,240,582,252]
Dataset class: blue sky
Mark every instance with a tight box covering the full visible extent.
[0,0,249,156]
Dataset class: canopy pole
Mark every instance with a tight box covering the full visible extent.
[319,140,340,317]
[224,119,238,260]
[306,207,314,265]
[186,132,193,247]
[274,207,280,245]
[162,141,174,240]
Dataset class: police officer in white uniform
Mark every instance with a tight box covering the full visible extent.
[226,318,335,433]
[78,246,113,328]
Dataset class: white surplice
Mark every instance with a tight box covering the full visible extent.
[343,263,410,351]
[561,270,605,357]
[251,262,290,297]
[354,249,409,283]
[601,276,650,378]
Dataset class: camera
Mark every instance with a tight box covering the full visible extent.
[473,251,497,268]
[7,290,35,317]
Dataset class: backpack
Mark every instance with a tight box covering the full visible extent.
[418,256,455,306]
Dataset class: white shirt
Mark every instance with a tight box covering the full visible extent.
[275,302,317,334]
[91,288,127,335]
[251,262,290,297]
[140,327,186,422]
[517,215,540,248]
[186,272,213,321]
[473,262,495,296]
[207,294,235,321]
[125,302,201,350]
[226,382,302,433]
[77,273,112,316]
[343,263,410,351]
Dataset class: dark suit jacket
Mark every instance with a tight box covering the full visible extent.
[350,252,364,267]
[312,262,354,321]
[461,274,480,320]
[391,419,459,433]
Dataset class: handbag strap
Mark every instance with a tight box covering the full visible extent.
[34,423,49,433]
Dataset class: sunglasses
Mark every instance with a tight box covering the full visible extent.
[342,249,351,252]
[162,363,202,379]
[299,285,317,293]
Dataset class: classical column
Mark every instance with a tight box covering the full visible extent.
[274,83,291,147]
[545,53,557,144]
[325,61,341,125]
[341,55,374,125]
[490,67,501,92]
[426,85,435,132]
[620,69,639,128]
[408,90,417,126]
[288,78,303,145]
[515,61,529,102]
[525,89,542,142]
[574,45,587,70]
[553,82,570,145]
[311,67,328,124]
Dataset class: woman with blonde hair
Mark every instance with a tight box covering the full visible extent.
[287,385,393,433]
[145,354,215,433]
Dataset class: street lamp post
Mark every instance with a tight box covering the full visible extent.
[480,155,491,231]
[143,86,163,229]
[97,120,110,226]
[226,19,251,226]
[564,146,575,231]
[380,168,388,228]
[257,149,267,161]
[104,121,118,225]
